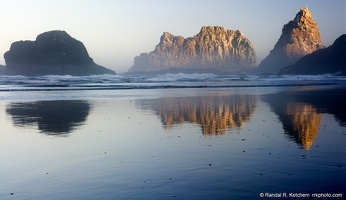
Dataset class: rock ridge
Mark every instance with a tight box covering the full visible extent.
[129,26,256,73]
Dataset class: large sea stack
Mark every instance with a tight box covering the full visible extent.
[3,30,115,76]
[128,26,257,74]
[279,34,346,75]
[257,7,324,74]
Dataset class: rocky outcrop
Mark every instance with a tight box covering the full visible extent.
[279,34,346,75]
[128,26,256,73]
[257,7,324,74]
[3,30,115,76]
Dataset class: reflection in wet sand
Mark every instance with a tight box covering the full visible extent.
[264,91,320,150]
[293,87,346,126]
[263,87,346,150]
[139,95,257,135]
[286,103,320,150]
[6,100,90,135]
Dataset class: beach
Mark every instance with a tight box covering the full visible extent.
[0,81,345,199]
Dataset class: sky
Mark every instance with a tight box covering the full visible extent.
[0,0,345,73]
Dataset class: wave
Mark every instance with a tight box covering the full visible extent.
[0,73,345,92]
[145,73,218,82]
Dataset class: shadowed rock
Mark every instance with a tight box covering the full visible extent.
[279,34,346,75]
[3,30,115,76]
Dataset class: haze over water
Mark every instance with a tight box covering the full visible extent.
[0,73,345,199]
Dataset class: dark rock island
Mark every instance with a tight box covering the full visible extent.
[3,30,115,76]
[279,34,346,75]
[128,26,256,74]
[257,7,324,74]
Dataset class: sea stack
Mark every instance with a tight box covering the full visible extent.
[279,34,346,75]
[3,30,116,76]
[257,7,324,74]
[128,26,257,74]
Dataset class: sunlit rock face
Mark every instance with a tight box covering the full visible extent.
[129,26,257,73]
[138,95,257,135]
[286,103,320,150]
[4,30,115,75]
[258,7,324,74]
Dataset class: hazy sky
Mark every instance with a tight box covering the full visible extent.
[0,0,345,73]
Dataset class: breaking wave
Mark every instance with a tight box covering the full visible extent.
[0,73,345,92]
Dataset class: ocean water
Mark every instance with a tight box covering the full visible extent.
[0,73,345,199]
[0,73,345,92]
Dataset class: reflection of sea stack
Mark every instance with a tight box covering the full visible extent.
[6,100,90,135]
[139,95,257,135]
[263,91,320,150]
[264,87,346,149]
[286,103,320,150]
[257,7,324,74]
[3,30,115,75]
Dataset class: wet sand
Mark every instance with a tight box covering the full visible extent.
[0,86,345,199]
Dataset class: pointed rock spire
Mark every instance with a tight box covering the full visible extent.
[258,7,324,74]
